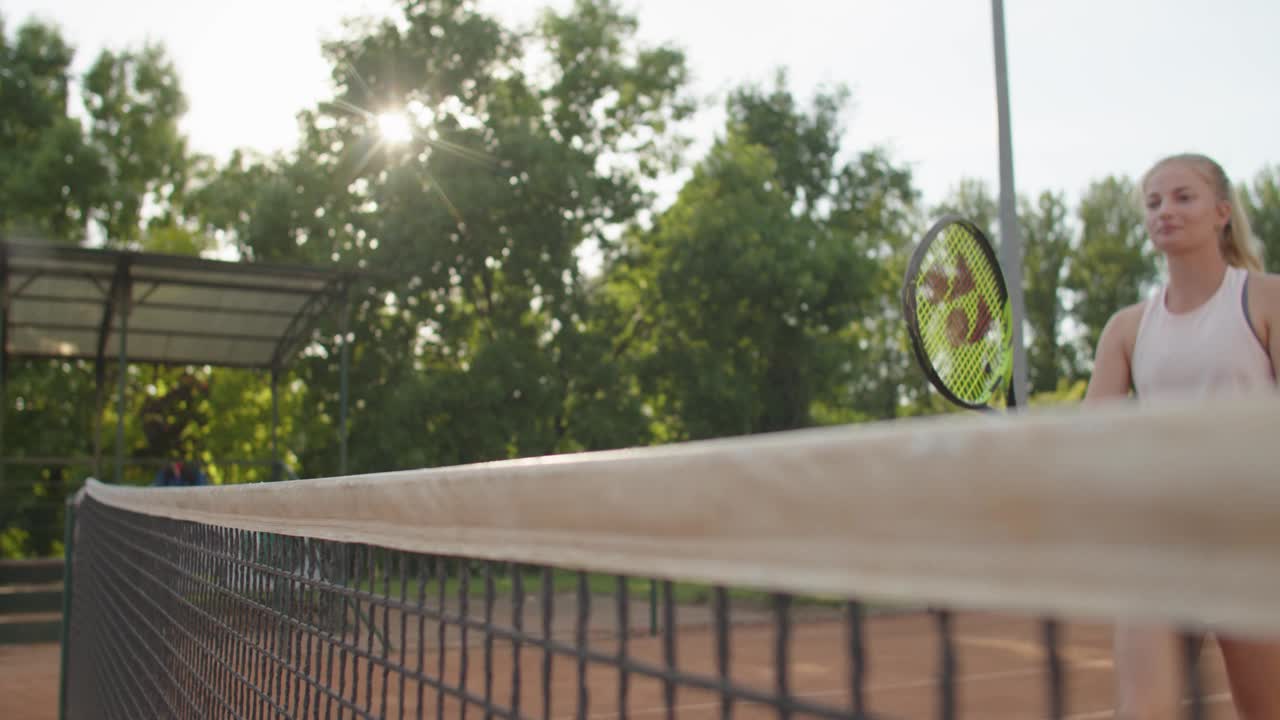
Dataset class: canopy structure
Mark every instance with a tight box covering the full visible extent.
[0,239,367,483]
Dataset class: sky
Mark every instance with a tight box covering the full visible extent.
[5,0,1280,212]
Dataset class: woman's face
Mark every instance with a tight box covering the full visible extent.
[1143,161,1231,257]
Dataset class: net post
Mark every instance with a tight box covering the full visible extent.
[57,493,78,720]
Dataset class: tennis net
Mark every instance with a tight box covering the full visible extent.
[61,394,1280,719]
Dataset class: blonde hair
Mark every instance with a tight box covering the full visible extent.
[1142,153,1264,271]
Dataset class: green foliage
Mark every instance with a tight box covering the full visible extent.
[1065,176,1158,365]
[1020,191,1078,392]
[606,79,913,439]
[238,0,696,466]
[1028,379,1088,407]
[141,223,214,256]
[82,43,189,244]
[197,368,316,484]
[137,370,209,461]
[934,178,998,233]
[819,150,923,420]
[0,15,188,244]
[1,360,99,557]
[617,134,814,438]
[726,70,846,215]
[4,1,1280,561]
[0,18,96,239]
[1242,165,1280,272]
[0,13,302,557]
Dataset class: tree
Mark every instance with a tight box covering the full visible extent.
[0,15,191,245]
[82,43,190,245]
[0,16,98,240]
[1020,191,1077,392]
[184,0,696,470]
[823,150,922,420]
[1242,165,1280,273]
[0,17,303,557]
[1065,176,1158,365]
[607,77,912,439]
[0,361,99,558]
[184,149,326,263]
[619,135,814,438]
[934,178,998,234]
[725,69,845,217]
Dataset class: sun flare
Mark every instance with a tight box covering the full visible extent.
[376,112,413,145]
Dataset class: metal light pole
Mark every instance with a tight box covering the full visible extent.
[992,0,1028,408]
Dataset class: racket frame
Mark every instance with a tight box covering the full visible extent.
[901,215,1014,411]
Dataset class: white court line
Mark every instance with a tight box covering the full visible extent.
[1061,693,1233,720]
[560,659,1118,720]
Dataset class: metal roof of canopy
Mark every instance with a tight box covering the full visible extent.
[1,239,356,370]
[0,238,372,482]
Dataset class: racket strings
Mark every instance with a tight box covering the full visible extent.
[910,224,1011,405]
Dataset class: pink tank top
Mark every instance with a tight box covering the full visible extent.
[1132,266,1274,400]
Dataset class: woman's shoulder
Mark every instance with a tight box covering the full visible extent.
[1099,300,1150,356]
[1110,300,1149,334]
[1246,269,1280,293]
[1244,270,1280,314]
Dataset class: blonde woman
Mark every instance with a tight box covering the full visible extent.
[1086,153,1280,719]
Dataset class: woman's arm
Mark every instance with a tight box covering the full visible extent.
[1249,272,1280,379]
[1085,303,1143,404]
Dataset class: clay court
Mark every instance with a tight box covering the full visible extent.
[13,607,1238,719]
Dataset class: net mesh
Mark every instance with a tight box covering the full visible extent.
[908,221,1012,407]
[61,395,1280,719]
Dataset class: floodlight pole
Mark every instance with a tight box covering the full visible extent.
[992,0,1028,407]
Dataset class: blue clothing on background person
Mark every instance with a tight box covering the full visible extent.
[153,460,209,487]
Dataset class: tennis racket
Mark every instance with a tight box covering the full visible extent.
[901,215,1015,411]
